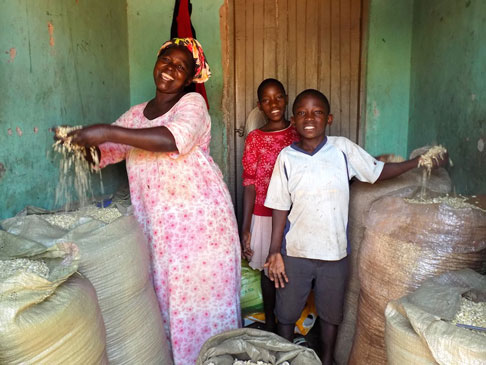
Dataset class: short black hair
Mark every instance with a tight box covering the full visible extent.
[292,89,330,115]
[257,78,286,101]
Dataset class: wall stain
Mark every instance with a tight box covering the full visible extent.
[7,48,17,62]
[48,22,55,47]
[16,127,23,137]
[0,163,5,180]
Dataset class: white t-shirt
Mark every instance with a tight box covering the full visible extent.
[264,136,384,261]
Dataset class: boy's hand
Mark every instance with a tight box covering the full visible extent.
[264,253,288,288]
[433,151,449,168]
[240,230,253,260]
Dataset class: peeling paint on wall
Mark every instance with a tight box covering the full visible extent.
[16,127,23,136]
[48,22,55,47]
[478,138,484,152]
[0,163,5,179]
[34,127,39,133]
[7,47,16,62]
[7,128,12,136]
[373,101,380,118]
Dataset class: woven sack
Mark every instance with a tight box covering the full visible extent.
[0,232,108,364]
[348,195,486,365]
[385,269,486,364]
[1,210,172,365]
[196,328,321,365]
[335,165,451,364]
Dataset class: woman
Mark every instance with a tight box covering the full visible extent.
[67,38,241,364]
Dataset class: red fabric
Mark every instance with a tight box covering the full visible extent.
[242,126,299,216]
[176,0,192,37]
[175,0,210,109]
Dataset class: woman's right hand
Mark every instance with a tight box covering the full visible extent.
[264,253,288,288]
[240,230,253,260]
[68,124,109,147]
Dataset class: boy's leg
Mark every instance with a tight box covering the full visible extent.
[261,272,277,332]
[314,256,349,365]
[319,318,338,365]
[275,255,313,343]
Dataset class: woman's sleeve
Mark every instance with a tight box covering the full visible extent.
[242,132,258,186]
[98,109,133,168]
[163,93,209,156]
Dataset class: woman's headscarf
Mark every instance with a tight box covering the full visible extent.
[157,37,211,83]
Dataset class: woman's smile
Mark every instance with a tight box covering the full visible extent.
[161,72,174,81]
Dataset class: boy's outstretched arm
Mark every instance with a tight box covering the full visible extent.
[264,209,289,288]
[376,152,448,182]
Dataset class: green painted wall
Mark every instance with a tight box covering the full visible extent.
[0,0,129,219]
[408,0,486,194]
[364,0,414,158]
[127,0,228,179]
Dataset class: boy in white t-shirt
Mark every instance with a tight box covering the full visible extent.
[263,89,448,364]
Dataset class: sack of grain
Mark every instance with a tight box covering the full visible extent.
[348,194,486,365]
[0,231,108,364]
[196,328,321,365]
[1,206,172,365]
[385,269,486,364]
[334,162,451,364]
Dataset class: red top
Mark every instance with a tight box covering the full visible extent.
[242,126,299,216]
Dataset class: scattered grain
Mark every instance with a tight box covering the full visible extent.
[0,259,49,280]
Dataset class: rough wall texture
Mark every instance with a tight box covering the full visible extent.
[408,0,486,194]
[364,0,413,158]
[0,0,129,219]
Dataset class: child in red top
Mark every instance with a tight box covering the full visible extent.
[241,78,299,332]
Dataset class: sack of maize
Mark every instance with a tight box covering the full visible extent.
[385,269,486,364]
[348,194,486,365]
[334,147,452,365]
[196,328,321,365]
[0,231,108,364]
[1,206,173,365]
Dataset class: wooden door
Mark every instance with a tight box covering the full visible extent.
[221,0,367,225]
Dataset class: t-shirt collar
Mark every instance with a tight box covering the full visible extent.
[290,136,328,156]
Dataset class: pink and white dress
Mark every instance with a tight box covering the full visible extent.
[99,92,241,365]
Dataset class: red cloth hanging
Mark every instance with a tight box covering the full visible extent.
[174,0,210,109]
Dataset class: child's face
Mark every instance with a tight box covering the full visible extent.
[257,84,288,122]
[291,95,333,141]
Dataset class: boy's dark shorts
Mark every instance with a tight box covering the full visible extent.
[275,254,349,326]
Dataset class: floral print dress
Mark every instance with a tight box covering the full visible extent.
[99,92,241,365]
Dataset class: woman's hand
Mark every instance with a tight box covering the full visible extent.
[68,124,109,148]
[241,230,253,260]
[264,253,288,288]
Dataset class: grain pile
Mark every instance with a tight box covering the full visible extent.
[452,297,486,334]
[43,206,122,229]
[53,126,102,209]
[348,195,486,365]
[0,258,49,280]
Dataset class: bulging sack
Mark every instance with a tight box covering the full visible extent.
[1,207,172,365]
[335,164,451,365]
[349,195,486,365]
[0,232,108,364]
[385,269,486,365]
[196,328,321,365]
